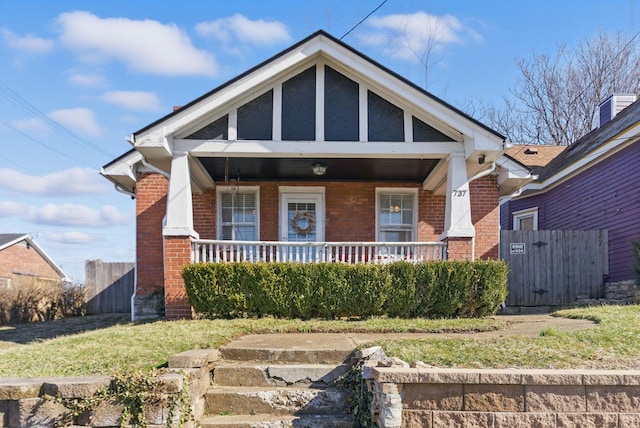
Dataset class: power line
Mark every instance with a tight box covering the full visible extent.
[0,120,95,168]
[340,0,389,40]
[0,80,116,159]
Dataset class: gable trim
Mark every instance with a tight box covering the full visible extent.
[132,31,504,149]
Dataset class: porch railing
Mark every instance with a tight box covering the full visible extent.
[191,240,447,264]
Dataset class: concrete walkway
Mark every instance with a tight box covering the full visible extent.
[221,314,597,360]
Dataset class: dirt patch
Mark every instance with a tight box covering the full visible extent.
[0,313,130,349]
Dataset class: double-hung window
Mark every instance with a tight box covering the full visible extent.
[376,189,417,242]
[217,186,259,240]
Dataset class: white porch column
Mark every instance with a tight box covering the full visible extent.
[440,152,475,240]
[163,151,199,238]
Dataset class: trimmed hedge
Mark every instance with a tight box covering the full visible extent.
[183,260,508,319]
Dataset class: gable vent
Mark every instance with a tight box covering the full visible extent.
[599,94,637,127]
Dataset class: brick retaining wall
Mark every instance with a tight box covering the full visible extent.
[367,367,640,428]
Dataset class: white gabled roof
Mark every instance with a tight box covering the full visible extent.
[131,30,504,151]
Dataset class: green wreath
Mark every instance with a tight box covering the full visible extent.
[291,211,316,235]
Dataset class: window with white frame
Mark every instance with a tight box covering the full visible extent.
[217,187,259,240]
[376,189,417,242]
[513,208,538,231]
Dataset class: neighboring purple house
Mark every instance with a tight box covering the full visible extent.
[501,95,640,283]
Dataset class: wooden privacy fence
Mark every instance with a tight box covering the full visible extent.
[84,260,134,313]
[500,230,609,307]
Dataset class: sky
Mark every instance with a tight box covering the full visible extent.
[0,0,638,282]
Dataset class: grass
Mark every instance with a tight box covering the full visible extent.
[375,305,640,369]
[0,305,639,377]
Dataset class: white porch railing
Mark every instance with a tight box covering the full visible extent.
[191,240,447,264]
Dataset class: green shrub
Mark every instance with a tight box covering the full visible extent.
[183,260,508,320]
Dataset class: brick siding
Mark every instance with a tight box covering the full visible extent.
[0,241,61,281]
[142,174,501,318]
[135,173,168,297]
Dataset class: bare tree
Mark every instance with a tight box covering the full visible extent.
[486,31,640,145]
[402,15,442,90]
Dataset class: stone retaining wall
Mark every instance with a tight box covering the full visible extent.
[0,349,219,428]
[367,367,640,428]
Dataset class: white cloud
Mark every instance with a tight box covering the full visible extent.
[68,72,107,87]
[101,91,162,112]
[45,231,98,244]
[55,11,217,76]
[0,201,130,227]
[196,14,291,47]
[33,204,130,227]
[0,167,108,196]
[49,108,104,138]
[357,11,482,62]
[1,28,55,53]
[0,201,27,217]
[12,108,104,137]
[11,117,49,132]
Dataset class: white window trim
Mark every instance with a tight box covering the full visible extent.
[375,187,419,241]
[216,186,260,240]
[513,207,538,231]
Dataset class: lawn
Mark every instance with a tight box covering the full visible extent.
[0,305,639,377]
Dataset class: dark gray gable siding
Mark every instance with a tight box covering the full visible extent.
[508,142,640,282]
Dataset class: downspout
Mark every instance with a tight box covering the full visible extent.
[114,183,136,199]
[467,162,496,261]
[140,157,170,179]
[127,135,170,320]
[127,134,170,179]
[468,161,496,183]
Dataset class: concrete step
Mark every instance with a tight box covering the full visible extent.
[205,386,350,416]
[213,363,350,387]
[199,413,354,427]
[219,333,356,364]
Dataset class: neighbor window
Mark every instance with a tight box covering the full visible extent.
[217,187,259,240]
[513,208,538,231]
[376,189,417,242]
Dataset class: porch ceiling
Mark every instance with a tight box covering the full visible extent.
[198,157,439,182]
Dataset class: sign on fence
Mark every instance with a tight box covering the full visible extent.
[509,243,526,254]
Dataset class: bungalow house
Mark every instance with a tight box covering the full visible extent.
[0,233,70,289]
[101,31,533,320]
[501,94,640,288]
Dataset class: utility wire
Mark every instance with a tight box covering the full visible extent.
[0,80,116,158]
[340,0,389,40]
[0,120,95,168]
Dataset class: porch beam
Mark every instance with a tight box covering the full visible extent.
[163,151,199,238]
[174,139,463,158]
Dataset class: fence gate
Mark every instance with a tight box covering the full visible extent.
[500,230,608,307]
[84,260,135,313]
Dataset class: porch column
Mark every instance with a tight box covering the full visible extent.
[440,153,475,260]
[163,151,198,320]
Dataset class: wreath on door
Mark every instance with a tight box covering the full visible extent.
[291,211,316,235]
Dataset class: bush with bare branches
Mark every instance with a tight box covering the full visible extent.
[0,277,86,325]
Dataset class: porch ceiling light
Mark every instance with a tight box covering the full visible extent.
[311,162,327,176]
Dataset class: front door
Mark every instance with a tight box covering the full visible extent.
[279,188,325,261]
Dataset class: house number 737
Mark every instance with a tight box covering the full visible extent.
[452,190,467,197]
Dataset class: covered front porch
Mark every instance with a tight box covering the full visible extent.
[100,31,536,320]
